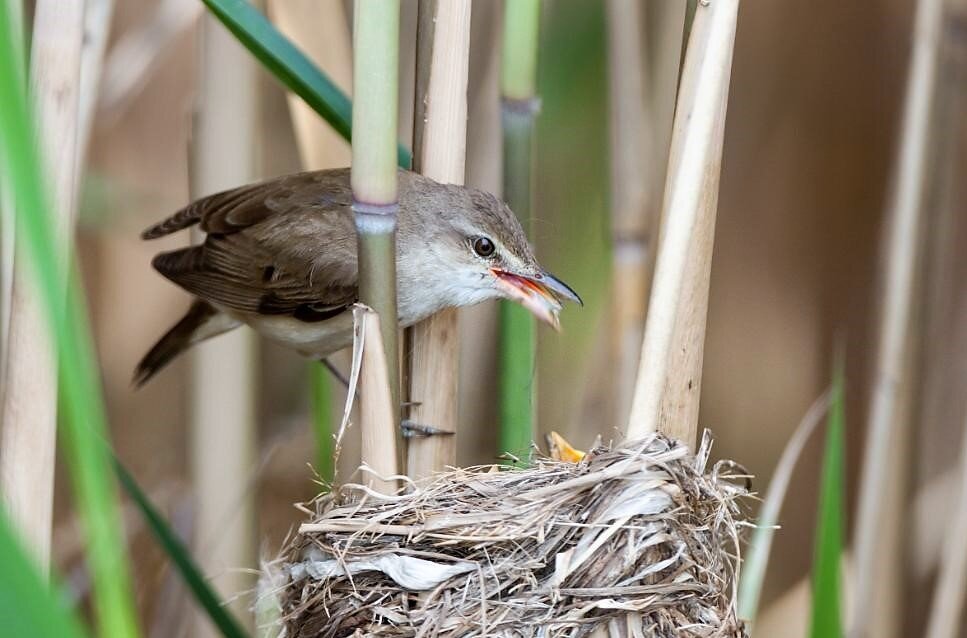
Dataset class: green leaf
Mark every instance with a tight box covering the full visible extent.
[809,366,846,638]
[200,0,412,168]
[114,461,250,638]
[0,5,140,637]
[0,511,89,638]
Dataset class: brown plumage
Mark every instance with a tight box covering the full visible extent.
[135,168,581,386]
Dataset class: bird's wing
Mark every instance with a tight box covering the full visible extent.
[149,169,360,319]
[141,168,354,239]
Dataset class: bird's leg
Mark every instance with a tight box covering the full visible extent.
[317,358,451,438]
[320,357,351,389]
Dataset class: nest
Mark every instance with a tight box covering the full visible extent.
[269,433,750,637]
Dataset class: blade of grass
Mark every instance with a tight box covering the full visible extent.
[201,0,411,168]
[114,461,249,638]
[809,368,846,638]
[0,4,140,636]
[738,389,831,626]
[0,510,89,638]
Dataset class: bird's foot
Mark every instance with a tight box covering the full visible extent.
[401,419,454,439]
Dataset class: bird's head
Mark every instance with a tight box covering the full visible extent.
[405,182,582,329]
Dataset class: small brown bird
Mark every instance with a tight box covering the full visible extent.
[134,168,581,386]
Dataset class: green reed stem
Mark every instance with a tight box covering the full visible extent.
[352,0,401,420]
[499,0,541,461]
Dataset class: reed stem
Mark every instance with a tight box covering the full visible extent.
[405,0,471,478]
[189,12,260,636]
[0,0,84,572]
[625,0,739,447]
[499,0,541,461]
[352,0,401,436]
[850,0,945,632]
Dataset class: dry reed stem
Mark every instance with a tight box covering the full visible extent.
[98,0,201,122]
[626,0,739,447]
[406,0,471,478]
[274,433,749,637]
[358,306,401,494]
[849,0,945,633]
[925,408,967,638]
[189,14,260,636]
[76,0,115,171]
[606,0,653,430]
[0,0,84,571]
[267,0,352,170]
[605,1,685,430]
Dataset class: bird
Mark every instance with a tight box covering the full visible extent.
[133,167,582,386]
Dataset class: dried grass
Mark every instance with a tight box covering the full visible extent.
[268,433,750,637]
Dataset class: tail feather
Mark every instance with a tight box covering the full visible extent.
[133,300,235,387]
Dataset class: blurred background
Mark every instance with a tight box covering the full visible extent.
[40,0,966,635]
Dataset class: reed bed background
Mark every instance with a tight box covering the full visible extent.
[0,0,965,637]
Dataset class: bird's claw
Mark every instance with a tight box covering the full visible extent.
[401,419,453,439]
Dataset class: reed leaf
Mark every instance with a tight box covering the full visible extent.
[0,4,139,636]
[808,367,845,638]
[0,511,89,638]
[114,462,250,638]
[737,390,831,626]
[200,0,411,168]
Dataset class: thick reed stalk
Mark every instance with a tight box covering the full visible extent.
[0,0,83,571]
[849,0,944,634]
[359,307,399,492]
[406,0,471,478]
[352,0,401,443]
[268,0,353,481]
[625,0,739,447]
[189,13,259,636]
[499,0,541,460]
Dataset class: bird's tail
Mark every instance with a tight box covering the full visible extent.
[133,300,239,387]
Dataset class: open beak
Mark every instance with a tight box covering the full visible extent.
[492,269,582,330]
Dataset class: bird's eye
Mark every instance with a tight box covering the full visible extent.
[473,236,496,258]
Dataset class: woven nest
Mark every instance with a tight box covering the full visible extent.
[268,432,750,637]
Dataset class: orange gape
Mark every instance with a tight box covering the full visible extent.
[547,431,586,463]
